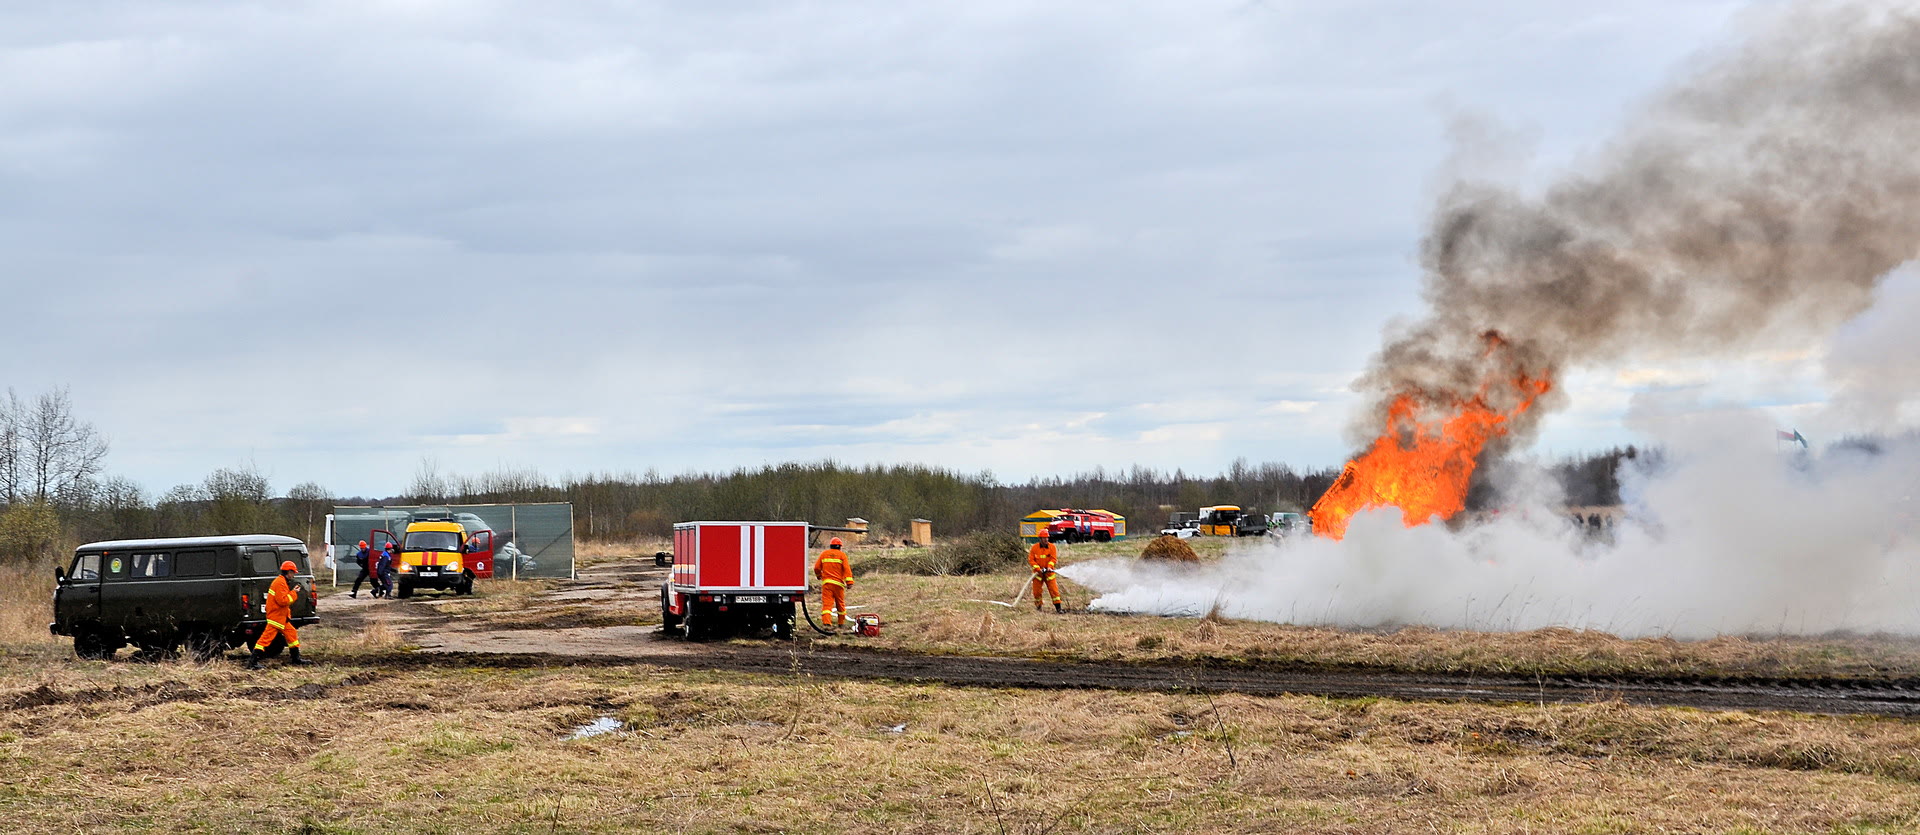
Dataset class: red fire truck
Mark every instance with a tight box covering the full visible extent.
[660,521,809,639]
[1019,508,1127,544]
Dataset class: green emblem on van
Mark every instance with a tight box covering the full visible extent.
[109,557,122,573]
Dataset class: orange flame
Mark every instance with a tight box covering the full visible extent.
[1309,372,1552,541]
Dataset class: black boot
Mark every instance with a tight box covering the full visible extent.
[245,647,265,669]
[288,647,311,666]
[1054,602,1063,613]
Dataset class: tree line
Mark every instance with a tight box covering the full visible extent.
[0,384,1662,566]
[384,458,1348,542]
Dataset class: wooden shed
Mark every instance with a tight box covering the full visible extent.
[845,517,870,544]
[909,518,933,547]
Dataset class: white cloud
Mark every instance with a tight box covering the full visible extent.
[0,0,1770,495]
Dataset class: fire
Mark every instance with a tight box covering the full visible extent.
[1309,370,1552,541]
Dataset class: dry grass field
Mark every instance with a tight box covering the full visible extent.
[3,646,1920,834]
[7,538,1920,832]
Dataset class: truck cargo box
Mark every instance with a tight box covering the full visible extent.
[663,521,808,640]
[669,521,809,593]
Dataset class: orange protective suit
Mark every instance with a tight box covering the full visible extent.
[254,574,301,651]
[1028,540,1061,610]
[812,546,853,627]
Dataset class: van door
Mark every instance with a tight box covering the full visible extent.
[465,530,495,579]
[61,553,103,628]
[277,546,316,620]
[98,550,131,632]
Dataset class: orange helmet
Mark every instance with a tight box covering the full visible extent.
[358,540,368,548]
[829,537,844,548]
[279,560,297,572]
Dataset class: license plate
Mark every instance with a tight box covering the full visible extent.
[419,568,438,574]
[735,595,767,604]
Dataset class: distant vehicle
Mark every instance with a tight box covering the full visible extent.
[372,515,477,598]
[1020,509,1128,544]
[49,535,319,660]
[1198,505,1268,537]
[1159,511,1201,539]
[1269,512,1311,536]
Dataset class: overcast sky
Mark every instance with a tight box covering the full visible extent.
[7,0,1847,499]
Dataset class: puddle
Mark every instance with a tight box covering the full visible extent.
[568,716,627,740]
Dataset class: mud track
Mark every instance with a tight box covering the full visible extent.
[323,559,1920,718]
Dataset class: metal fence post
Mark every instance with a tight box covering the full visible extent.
[511,504,518,581]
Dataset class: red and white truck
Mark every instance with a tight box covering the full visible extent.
[659,521,809,639]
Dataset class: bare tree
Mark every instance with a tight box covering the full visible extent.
[0,389,23,505]
[286,481,331,545]
[409,457,450,503]
[21,388,109,507]
[204,464,272,534]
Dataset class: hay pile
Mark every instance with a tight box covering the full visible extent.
[1139,535,1199,562]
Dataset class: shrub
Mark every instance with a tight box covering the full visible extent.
[904,531,1026,576]
[0,503,62,567]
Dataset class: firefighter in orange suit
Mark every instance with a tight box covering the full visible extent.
[1029,538,1063,612]
[813,537,854,630]
[248,561,310,669]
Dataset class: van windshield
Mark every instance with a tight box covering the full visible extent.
[405,531,461,552]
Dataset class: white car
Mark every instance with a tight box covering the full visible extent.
[1158,523,1201,539]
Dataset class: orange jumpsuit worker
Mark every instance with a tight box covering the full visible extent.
[248,561,311,669]
[1029,538,1063,612]
[813,537,854,630]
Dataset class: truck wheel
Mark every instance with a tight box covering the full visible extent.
[660,590,681,632]
[458,574,474,595]
[397,581,413,600]
[681,607,703,641]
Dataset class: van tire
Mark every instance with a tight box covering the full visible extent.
[134,631,181,661]
[185,630,224,663]
[397,582,413,599]
[74,628,114,660]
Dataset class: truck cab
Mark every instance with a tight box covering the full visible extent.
[374,518,476,598]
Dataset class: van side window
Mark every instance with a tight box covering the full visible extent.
[103,554,128,580]
[70,554,100,581]
[218,548,237,576]
[175,550,215,577]
[249,549,282,575]
[276,547,309,574]
[130,553,171,578]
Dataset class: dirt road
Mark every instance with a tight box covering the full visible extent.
[324,558,1920,718]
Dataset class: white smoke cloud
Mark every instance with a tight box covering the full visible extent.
[1065,418,1920,638]
[1824,265,1920,432]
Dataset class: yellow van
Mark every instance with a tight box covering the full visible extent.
[377,519,475,598]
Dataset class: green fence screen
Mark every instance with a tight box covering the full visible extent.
[325,502,575,584]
